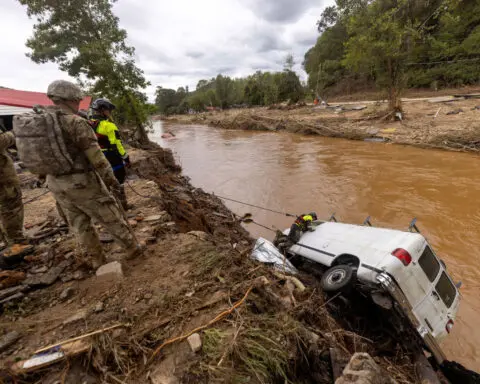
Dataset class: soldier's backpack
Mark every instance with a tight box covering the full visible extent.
[13,106,75,175]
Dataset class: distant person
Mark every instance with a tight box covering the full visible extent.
[89,98,131,210]
[13,80,142,268]
[0,118,28,251]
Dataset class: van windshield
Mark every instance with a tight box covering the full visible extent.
[418,246,440,282]
[435,272,456,308]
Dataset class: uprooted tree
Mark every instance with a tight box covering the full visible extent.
[18,0,151,145]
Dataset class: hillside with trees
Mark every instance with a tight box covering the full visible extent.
[155,55,304,115]
[304,0,480,111]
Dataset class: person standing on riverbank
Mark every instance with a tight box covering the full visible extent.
[13,80,142,268]
[89,98,131,210]
[0,119,26,248]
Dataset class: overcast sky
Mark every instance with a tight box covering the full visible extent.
[0,0,333,100]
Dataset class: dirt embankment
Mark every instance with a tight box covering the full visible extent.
[0,145,441,383]
[163,96,480,153]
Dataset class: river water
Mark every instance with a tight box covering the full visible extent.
[151,121,479,370]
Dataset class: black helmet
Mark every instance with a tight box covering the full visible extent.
[309,212,318,220]
[91,98,116,111]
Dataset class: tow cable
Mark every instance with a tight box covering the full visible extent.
[126,180,298,232]
[235,213,278,233]
[212,194,297,218]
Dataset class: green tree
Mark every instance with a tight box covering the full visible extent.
[284,54,295,71]
[214,75,234,109]
[155,87,177,114]
[278,71,304,103]
[343,0,436,112]
[18,0,151,143]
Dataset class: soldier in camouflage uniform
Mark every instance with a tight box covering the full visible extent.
[0,119,25,245]
[42,80,142,268]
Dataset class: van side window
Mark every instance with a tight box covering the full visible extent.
[436,272,456,308]
[418,246,440,282]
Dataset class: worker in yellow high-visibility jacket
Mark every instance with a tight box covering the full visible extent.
[89,98,130,210]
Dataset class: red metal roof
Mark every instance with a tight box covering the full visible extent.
[0,88,91,111]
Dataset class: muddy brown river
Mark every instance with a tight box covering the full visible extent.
[151,121,479,370]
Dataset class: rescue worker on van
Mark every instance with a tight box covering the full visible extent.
[288,212,318,243]
[13,80,142,268]
[274,212,318,253]
[89,98,130,210]
[0,119,28,251]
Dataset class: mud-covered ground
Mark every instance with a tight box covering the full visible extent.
[0,147,442,383]
[163,96,480,153]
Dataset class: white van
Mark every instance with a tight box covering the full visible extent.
[283,220,461,363]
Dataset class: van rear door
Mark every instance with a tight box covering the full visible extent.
[410,245,446,337]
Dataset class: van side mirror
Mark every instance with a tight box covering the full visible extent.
[456,281,462,289]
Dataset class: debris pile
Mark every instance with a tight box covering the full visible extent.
[164,94,480,153]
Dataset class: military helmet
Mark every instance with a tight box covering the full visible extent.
[47,80,83,102]
[91,98,116,111]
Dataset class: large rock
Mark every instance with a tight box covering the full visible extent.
[96,261,123,279]
[187,333,202,353]
[336,353,397,384]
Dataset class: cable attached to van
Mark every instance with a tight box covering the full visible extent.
[213,194,297,218]
[236,213,278,233]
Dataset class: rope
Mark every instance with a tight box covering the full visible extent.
[248,220,277,233]
[126,179,298,221]
[125,180,152,199]
[214,194,297,218]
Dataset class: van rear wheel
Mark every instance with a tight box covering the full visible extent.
[321,265,356,293]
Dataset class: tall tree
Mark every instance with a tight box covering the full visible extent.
[18,0,151,144]
[214,75,234,109]
[284,54,295,71]
[343,0,442,113]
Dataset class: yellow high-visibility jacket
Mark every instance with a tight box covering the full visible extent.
[93,119,127,158]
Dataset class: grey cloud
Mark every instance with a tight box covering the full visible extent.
[255,33,286,52]
[0,0,329,99]
[186,51,205,59]
[245,0,322,23]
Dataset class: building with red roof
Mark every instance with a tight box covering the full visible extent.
[0,88,91,115]
[0,87,91,130]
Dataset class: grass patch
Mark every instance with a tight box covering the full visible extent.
[233,326,289,383]
[202,328,227,359]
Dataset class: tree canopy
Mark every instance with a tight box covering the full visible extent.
[304,0,480,111]
[155,69,304,115]
[18,0,151,142]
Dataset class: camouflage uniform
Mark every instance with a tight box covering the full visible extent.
[39,81,139,266]
[0,128,25,244]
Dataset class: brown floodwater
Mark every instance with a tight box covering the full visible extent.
[151,121,480,371]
